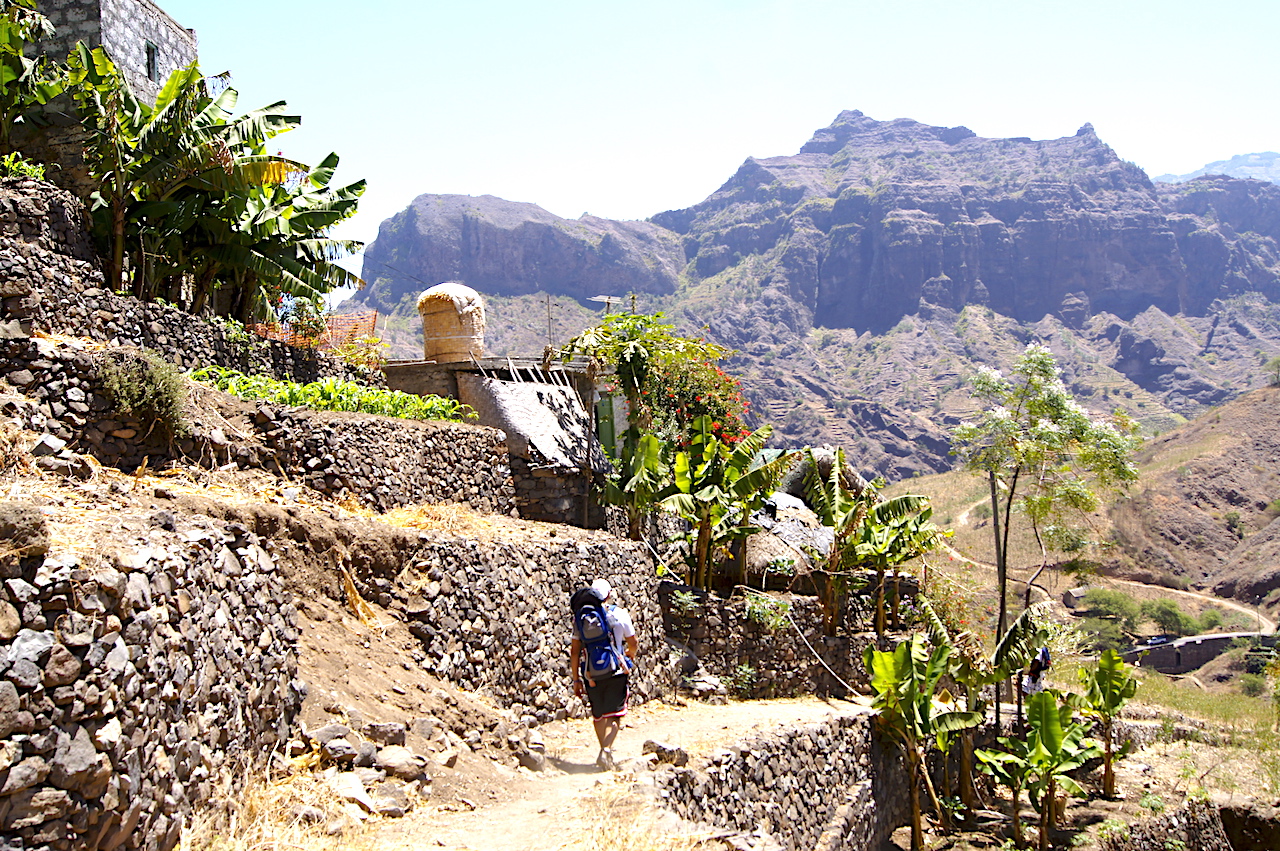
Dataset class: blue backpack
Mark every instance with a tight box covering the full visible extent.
[571,587,624,682]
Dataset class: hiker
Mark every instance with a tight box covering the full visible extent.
[1023,645,1051,696]
[569,578,638,771]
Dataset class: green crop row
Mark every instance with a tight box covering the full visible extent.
[191,366,475,423]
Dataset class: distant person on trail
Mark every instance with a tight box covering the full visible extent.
[1023,645,1051,696]
[569,578,638,771]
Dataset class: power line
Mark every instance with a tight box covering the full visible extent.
[344,248,437,289]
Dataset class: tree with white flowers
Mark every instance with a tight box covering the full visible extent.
[952,345,1139,722]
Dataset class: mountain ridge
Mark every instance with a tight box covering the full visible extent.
[348,110,1280,480]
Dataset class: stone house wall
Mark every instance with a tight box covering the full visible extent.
[0,503,302,851]
[654,711,908,851]
[36,0,198,103]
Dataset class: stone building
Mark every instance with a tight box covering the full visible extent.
[36,0,198,103]
[16,1,198,197]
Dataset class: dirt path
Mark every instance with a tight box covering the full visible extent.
[358,697,864,851]
[940,534,1275,634]
[1104,576,1275,633]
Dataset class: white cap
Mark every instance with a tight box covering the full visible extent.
[591,578,612,600]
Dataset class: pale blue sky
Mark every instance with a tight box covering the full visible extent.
[160,0,1280,274]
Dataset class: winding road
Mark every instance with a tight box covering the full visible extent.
[946,502,1276,634]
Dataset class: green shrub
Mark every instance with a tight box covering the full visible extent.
[1199,607,1223,631]
[1139,791,1166,814]
[191,366,474,422]
[669,589,701,616]
[1083,588,1140,630]
[0,153,46,179]
[1141,598,1199,636]
[97,349,189,437]
[724,663,756,698]
[1082,617,1126,652]
[1241,673,1266,697]
[744,594,791,632]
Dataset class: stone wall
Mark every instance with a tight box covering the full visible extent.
[1,336,517,514]
[37,0,198,104]
[1099,799,1231,851]
[658,581,875,698]
[0,502,302,851]
[654,710,908,851]
[0,179,372,388]
[1219,801,1280,851]
[354,531,671,724]
[1123,632,1277,674]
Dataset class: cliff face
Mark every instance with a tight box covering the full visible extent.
[359,195,685,314]
[654,111,1280,333]
[349,112,1280,480]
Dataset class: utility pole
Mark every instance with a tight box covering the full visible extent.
[545,294,553,347]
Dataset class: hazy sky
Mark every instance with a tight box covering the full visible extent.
[161,0,1279,268]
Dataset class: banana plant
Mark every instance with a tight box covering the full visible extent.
[660,417,794,589]
[865,634,983,851]
[1024,691,1100,851]
[0,0,62,155]
[66,45,363,316]
[976,734,1034,849]
[603,431,668,540]
[978,690,1100,851]
[803,447,874,634]
[1070,648,1137,797]
[919,598,996,822]
[804,448,937,635]
[993,600,1053,730]
[856,494,938,635]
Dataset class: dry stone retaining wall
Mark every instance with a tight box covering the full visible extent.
[1,336,516,514]
[1099,799,1231,851]
[0,179,371,387]
[659,581,874,698]
[654,710,908,851]
[0,502,303,851]
[357,532,671,724]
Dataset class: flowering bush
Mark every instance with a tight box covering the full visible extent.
[640,356,749,446]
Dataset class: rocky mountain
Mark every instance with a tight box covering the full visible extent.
[358,194,683,316]
[1155,151,1280,185]
[349,111,1280,481]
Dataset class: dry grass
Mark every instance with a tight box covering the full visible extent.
[1130,669,1274,733]
[379,502,477,534]
[0,418,31,480]
[180,767,383,851]
[564,787,722,851]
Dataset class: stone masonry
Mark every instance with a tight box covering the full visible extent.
[354,531,671,724]
[36,0,198,104]
[654,710,909,851]
[0,335,517,514]
[658,580,876,698]
[1,179,373,388]
[0,502,302,851]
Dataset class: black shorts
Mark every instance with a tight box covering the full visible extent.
[585,672,629,719]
